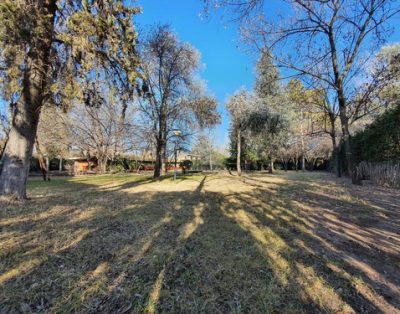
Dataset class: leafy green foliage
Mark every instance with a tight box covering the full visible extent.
[353,105,400,162]
[0,0,141,109]
[110,163,125,174]
[180,159,193,171]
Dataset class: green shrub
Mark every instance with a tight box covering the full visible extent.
[179,159,193,174]
[353,105,400,163]
[110,164,125,174]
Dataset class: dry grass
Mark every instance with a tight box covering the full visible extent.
[0,172,399,313]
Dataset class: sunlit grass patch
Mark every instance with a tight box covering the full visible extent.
[1,172,399,313]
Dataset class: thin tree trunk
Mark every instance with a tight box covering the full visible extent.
[300,109,306,171]
[336,145,342,178]
[311,158,317,171]
[301,154,306,171]
[0,2,57,199]
[237,128,242,176]
[209,146,213,171]
[35,137,50,181]
[269,152,274,174]
[59,158,63,174]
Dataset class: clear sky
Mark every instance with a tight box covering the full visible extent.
[136,0,256,148]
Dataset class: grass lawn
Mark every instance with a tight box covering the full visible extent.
[1,172,399,313]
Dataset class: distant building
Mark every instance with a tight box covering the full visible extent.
[66,157,98,175]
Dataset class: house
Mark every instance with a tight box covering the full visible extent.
[67,157,98,175]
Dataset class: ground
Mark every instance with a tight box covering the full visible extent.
[1,172,399,314]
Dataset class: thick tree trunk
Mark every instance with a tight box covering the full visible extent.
[154,138,165,178]
[0,2,57,199]
[237,128,242,176]
[162,146,168,175]
[328,113,341,177]
[98,157,108,174]
[154,113,167,178]
[0,109,40,198]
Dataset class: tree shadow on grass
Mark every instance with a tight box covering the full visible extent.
[1,174,399,313]
[238,174,400,313]
[0,176,210,313]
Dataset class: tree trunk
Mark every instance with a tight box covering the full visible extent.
[300,109,306,171]
[330,131,342,177]
[311,158,317,171]
[338,97,360,184]
[237,128,242,176]
[59,158,63,174]
[35,138,50,181]
[154,113,167,178]
[328,112,341,177]
[162,155,167,174]
[209,147,213,171]
[269,152,274,174]
[98,157,108,174]
[154,138,165,178]
[0,2,57,199]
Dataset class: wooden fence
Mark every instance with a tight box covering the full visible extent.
[357,161,400,188]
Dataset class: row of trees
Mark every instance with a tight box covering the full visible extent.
[36,25,221,176]
[0,0,220,199]
[0,0,399,198]
[226,43,399,176]
[218,0,400,180]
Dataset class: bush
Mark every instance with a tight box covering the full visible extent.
[179,159,193,174]
[110,164,125,174]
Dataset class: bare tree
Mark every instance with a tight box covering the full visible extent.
[203,0,265,21]
[210,0,400,183]
[68,83,138,174]
[138,25,220,178]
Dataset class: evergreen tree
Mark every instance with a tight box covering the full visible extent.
[0,0,141,198]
